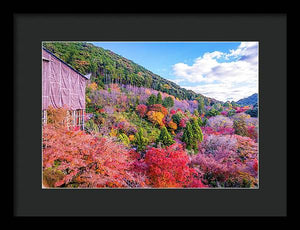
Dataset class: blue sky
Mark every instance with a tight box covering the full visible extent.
[91,42,258,102]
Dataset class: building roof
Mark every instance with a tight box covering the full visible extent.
[42,47,89,80]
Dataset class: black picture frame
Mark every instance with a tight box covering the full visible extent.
[13,13,287,219]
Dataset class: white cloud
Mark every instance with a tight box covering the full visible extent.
[172,42,258,101]
[184,83,257,102]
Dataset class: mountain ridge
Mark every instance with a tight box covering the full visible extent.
[236,93,258,106]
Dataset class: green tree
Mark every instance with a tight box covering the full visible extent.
[223,101,232,108]
[156,92,163,104]
[206,108,220,117]
[147,94,157,106]
[193,109,199,117]
[201,117,208,126]
[197,117,204,127]
[156,126,175,147]
[182,119,203,153]
[190,118,203,143]
[227,109,236,117]
[198,97,205,115]
[134,128,149,152]
[118,133,130,146]
[181,122,195,152]
[231,101,238,107]
[135,97,140,106]
[162,96,174,108]
[172,112,184,126]
[84,119,99,133]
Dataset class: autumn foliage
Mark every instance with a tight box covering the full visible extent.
[46,105,73,128]
[144,143,207,188]
[146,111,165,127]
[42,124,145,188]
[43,84,258,188]
[136,104,148,117]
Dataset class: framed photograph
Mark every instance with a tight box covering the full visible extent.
[13,13,287,218]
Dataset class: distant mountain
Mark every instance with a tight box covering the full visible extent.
[42,42,220,105]
[236,93,258,106]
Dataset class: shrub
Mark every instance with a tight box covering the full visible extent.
[42,124,145,188]
[43,167,65,187]
[136,104,148,117]
[144,143,206,188]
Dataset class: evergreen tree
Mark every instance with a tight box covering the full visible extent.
[162,96,174,108]
[172,112,184,126]
[181,122,195,151]
[135,97,140,106]
[134,128,149,152]
[223,101,232,108]
[198,97,205,115]
[190,118,203,144]
[156,92,163,104]
[206,108,220,117]
[118,133,130,146]
[193,109,199,117]
[227,109,236,117]
[245,104,258,117]
[231,101,238,107]
[147,94,157,106]
[198,117,208,127]
[156,126,175,147]
[182,119,203,153]
[197,117,203,127]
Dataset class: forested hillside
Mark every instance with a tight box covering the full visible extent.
[43,42,218,104]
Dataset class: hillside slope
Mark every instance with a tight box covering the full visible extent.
[236,93,258,106]
[42,42,219,104]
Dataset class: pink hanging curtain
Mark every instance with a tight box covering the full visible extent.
[42,49,87,110]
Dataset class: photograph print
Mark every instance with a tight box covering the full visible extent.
[42,41,259,189]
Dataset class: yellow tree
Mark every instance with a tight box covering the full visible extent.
[147,111,165,127]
